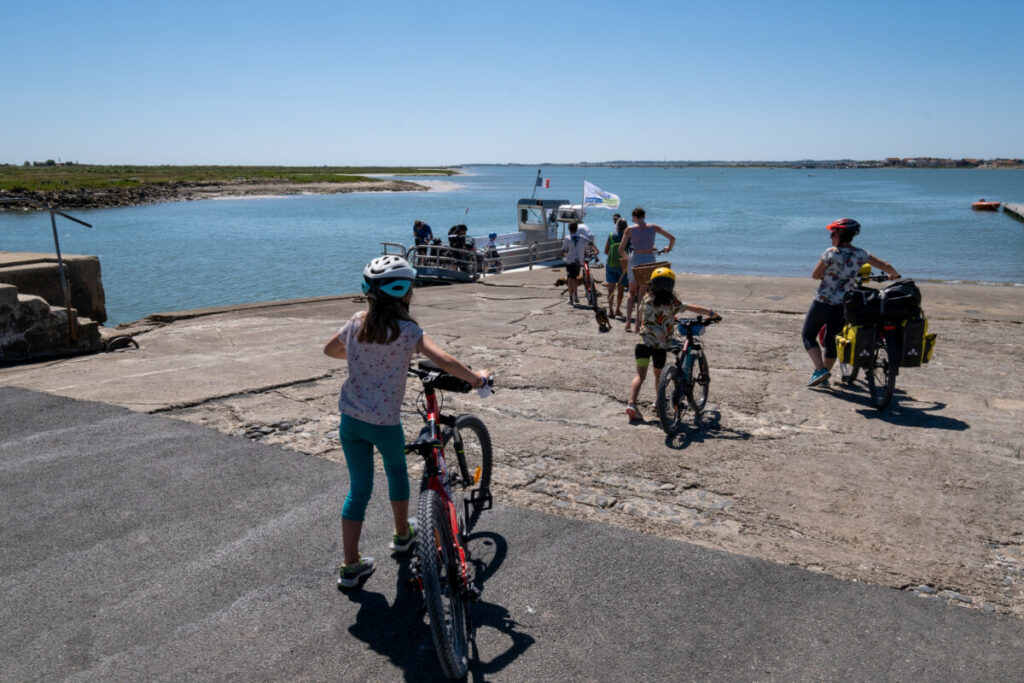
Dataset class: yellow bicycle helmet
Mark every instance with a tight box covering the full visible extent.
[649,266,676,291]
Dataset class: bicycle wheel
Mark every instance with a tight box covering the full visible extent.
[866,334,896,410]
[448,415,492,532]
[585,273,598,309]
[417,488,470,680]
[445,415,492,489]
[687,351,710,413]
[656,365,688,434]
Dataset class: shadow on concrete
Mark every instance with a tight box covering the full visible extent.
[344,530,533,681]
[664,410,752,450]
[857,400,969,430]
[344,558,439,682]
[831,383,969,430]
[465,531,536,682]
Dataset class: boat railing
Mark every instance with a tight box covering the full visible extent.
[406,244,481,280]
[384,235,566,281]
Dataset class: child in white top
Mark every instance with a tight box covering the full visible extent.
[324,255,489,588]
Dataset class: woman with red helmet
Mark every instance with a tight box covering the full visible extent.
[802,218,900,387]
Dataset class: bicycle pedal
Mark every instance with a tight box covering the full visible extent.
[469,487,493,512]
[464,584,482,602]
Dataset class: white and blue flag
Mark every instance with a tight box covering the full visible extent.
[582,181,620,210]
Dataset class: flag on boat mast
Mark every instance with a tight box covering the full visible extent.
[582,181,620,210]
[531,169,551,198]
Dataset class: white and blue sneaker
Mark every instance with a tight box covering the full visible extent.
[807,368,831,387]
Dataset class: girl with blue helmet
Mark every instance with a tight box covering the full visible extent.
[324,255,490,588]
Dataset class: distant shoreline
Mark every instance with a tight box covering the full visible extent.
[0,178,434,212]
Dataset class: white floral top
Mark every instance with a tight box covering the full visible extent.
[815,245,870,305]
[337,312,423,425]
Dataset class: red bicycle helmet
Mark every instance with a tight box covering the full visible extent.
[826,218,860,235]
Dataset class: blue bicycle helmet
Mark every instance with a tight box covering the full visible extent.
[362,255,416,297]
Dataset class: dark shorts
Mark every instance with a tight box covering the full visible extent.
[565,263,582,279]
[634,344,668,369]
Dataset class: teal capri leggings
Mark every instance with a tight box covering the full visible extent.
[339,414,410,522]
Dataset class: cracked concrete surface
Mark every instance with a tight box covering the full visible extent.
[2,269,1022,615]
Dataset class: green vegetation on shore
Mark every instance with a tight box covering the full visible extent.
[0,164,458,193]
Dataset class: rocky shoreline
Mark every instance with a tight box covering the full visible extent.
[0,178,429,212]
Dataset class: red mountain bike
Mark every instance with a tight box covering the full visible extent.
[405,360,494,680]
[580,255,611,331]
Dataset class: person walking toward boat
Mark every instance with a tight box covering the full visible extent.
[324,255,490,589]
[604,217,629,318]
[802,218,900,387]
[561,222,588,305]
[620,207,675,332]
[625,267,720,421]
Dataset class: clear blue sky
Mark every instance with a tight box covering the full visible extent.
[5,0,1022,165]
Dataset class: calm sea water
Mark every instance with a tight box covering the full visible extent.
[2,165,1022,325]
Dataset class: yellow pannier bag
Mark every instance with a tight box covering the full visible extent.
[836,324,876,368]
[899,315,937,367]
[922,332,937,363]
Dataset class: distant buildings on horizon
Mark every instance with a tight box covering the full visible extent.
[556,157,1024,169]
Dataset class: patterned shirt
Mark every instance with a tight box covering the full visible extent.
[337,312,423,425]
[638,293,684,349]
[815,245,870,305]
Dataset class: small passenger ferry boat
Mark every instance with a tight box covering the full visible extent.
[971,199,1001,211]
[382,197,580,284]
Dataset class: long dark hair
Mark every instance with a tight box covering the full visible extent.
[357,286,417,344]
[651,289,678,307]
[835,227,858,246]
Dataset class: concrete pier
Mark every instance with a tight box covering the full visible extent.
[2,270,1023,617]
[1004,202,1024,221]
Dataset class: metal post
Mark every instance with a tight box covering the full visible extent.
[49,209,76,340]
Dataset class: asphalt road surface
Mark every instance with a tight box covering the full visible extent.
[2,386,1021,681]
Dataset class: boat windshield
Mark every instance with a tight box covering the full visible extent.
[520,206,545,227]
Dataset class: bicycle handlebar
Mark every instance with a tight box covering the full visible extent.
[409,362,494,396]
[677,315,722,327]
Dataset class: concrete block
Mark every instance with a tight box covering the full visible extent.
[0,253,107,323]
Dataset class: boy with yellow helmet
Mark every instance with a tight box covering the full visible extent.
[626,267,722,422]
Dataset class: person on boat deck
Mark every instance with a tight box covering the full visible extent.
[561,222,588,305]
[413,220,433,246]
[447,224,466,250]
[802,218,900,388]
[619,207,675,333]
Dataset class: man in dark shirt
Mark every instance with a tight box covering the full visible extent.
[413,220,433,246]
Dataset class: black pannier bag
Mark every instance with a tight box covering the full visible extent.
[880,279,922,320]
[844,287,881,325]
[836,323,877,368]
[899,317,927,367]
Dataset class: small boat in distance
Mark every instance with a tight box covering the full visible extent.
[971,199,1002,211]
[380,197,573,284]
